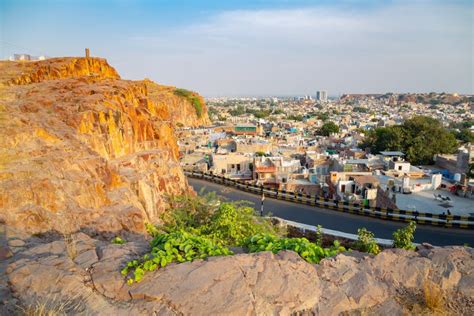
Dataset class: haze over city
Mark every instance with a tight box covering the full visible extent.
[1,0,472,96]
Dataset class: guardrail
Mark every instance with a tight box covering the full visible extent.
[272,217,396,246]
[186,171,474,230]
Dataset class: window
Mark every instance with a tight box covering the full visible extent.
[341,184,346,192]
[398,166,402,171]
[237,164,241,171]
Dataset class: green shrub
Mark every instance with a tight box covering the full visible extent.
[162,194,276,246]
[161,192,220,230]
[121,230,232,284]
[355,228,380,254]
[243,233,346,264]
[315,225,323,247]
[111,236,126,245]
[174,88,203,118]
[203,202,275,246]
[392,221,416,250]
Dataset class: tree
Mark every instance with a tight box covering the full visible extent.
[229,105,245,116]
[319,121,339,136]
[402,116,457,164]
[468,163,474,179]
[455,129,474,144]
[360,116,457,165]
[288,114,304,121]
[317,112,329,122]
[361,127,403,153]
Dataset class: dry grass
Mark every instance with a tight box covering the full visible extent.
[57,210,78,262]
[423,279,444,312]
[18,294,84,316]
[63,233,77,261]
[396,278,451,316]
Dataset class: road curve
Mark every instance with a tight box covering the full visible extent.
[188,178,474,247]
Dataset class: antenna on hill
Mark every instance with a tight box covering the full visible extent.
[85,48,90,58]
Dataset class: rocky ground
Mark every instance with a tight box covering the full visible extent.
[1,224,472,315]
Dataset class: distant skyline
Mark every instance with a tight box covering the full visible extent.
[1,0,472,96]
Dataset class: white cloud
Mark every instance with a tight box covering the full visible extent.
[124,1,473,96]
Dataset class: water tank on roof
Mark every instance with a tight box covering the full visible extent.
[453,173,461,182]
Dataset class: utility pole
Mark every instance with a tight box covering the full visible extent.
[260,192,265,216]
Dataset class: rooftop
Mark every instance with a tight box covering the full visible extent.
[380,151,405,156]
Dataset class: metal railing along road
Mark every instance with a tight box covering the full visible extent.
[186,171,474,230]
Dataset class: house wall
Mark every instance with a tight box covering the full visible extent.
[211,154,252,176]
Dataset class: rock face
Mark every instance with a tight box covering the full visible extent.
[0,57,209,235]
[3,228,473,315]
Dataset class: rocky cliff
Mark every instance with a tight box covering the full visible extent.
[0,57,209,235]
[1,227,472,315]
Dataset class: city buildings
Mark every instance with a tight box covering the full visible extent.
[316,90,328,101]
[180,92,474,214]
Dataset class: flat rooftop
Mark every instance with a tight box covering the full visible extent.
[396,189,474,216]
[380,151,405,156]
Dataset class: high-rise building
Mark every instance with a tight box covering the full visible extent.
[316,90,328,101]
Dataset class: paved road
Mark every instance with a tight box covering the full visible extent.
[189,178,474,247]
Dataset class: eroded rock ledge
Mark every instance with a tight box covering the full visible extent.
[3,228,473,315]
[0,57,209,236]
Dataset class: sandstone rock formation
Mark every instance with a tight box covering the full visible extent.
[2,226,473,315]
[0,57,209,235]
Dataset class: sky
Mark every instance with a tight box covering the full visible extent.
[1,0,472,96]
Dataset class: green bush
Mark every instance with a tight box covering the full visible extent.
[123,194,342,285]
[204,202,275,246]
[121,230,232,284]
[392,221,416,250]
[244,233,346,264]
[161,192,220,231]
[315,225,323,247]
[111,236,126,245]
[162,193,276,246]
[174,88,203,118]
[355,228,380,254]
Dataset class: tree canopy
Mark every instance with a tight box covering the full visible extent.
[361,116,457,165]
[319,121,339,136]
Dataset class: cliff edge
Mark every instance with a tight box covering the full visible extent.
[0,57,208,235]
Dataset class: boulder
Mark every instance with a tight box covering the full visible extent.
[4,233,474,315]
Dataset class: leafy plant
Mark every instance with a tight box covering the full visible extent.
[244,233,346,264]
[122,230,232,284]
[315,225,323,247]
[161,191,220,231]
[111,236,126,245]
[392,221,416,250]
[203,202,275,246]
[355,228,380,254]
[162,193,277,247]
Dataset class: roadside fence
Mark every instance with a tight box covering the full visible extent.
[185,171,474,230]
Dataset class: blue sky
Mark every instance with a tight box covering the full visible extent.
[1,0,472,96]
